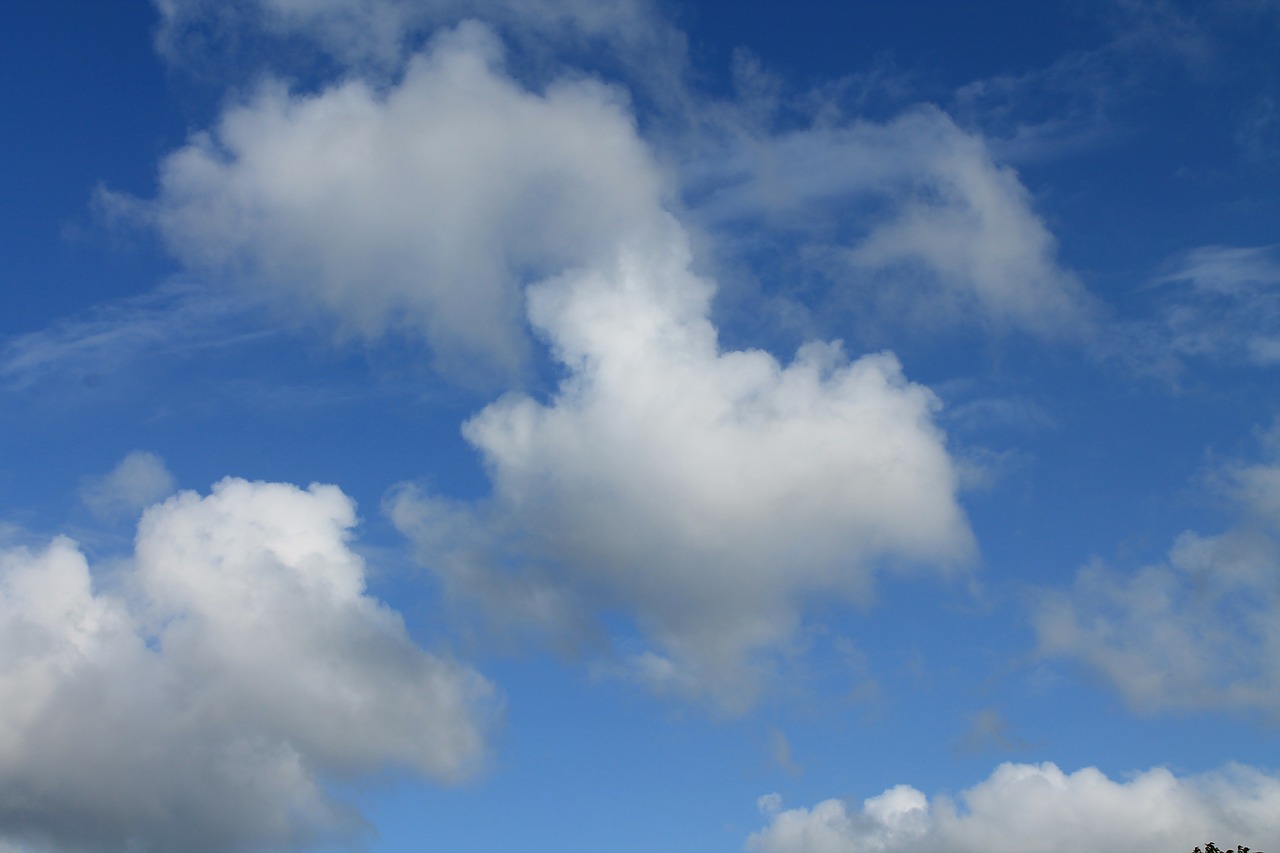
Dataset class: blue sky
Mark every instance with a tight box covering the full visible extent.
[2,1,1280,851]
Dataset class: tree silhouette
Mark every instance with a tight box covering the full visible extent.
[1193,845,1264,853]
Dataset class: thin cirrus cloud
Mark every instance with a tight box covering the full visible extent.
[1150,244,1280,365]
[0,475,495,852]
[747,761,1280,853]
[0,280,269,394]
[1034,427,1280,714]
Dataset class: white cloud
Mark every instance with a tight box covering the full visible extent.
[747,762,1280,853]
[140,21,667,380]
[391,218,974,711]
[687,108,1097,339]
[1034,432,1280,713]
[78,451,177,520]
[0,478,494,852]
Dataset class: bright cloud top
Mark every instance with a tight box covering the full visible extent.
[142,22,667,380]
[393,218,975,711]
[748,762,1280,853]
[0,477,494,852]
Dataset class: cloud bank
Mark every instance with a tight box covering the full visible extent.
[0,478,494,852]
[748,761,1280,853]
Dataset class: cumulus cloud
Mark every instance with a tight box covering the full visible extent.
[686,107,1097,339]
[0,478,494,852]
[78,451,177,520]
[137,22,667,380]
[390,218,974,711]
[747,761,1280,853]
[1034,430,1280,714]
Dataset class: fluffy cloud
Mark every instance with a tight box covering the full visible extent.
[141,22,667,380]
[747,762,1280,853]
[78,451,177,520]
[687,107,1097,339]
[0,478,494,852]
[391,218,974,711]
[1034,432,1280,713]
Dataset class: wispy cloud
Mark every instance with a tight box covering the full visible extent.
[1151,245,1280,365]
[953,0,1211,162]
[683,107,1099,344]
[0,280,271,392]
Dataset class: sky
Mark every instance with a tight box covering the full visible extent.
[2,0,1280,851]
